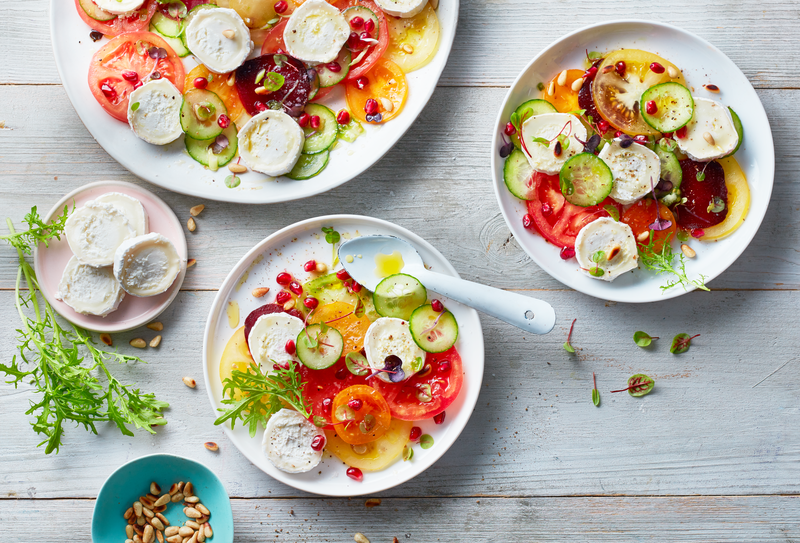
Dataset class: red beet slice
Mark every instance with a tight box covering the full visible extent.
[235,54,311,117]
[243,303,304,348]
[675,159,728,229]
[578,78,601,127]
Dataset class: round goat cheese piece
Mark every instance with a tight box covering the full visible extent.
[364,317,426,383]
[248,313,305,370]
[94,192,149,236]
[56,256,125,317]
[262,408,324,473]
[598,138,662,205]
[575,217,639,282]
[675,97,739,162]
[283,0,350,64]
[113,233,182,297]
[185,8,253,73]
[127,79,184,145]
[65,201,137,267]
[237,110,304,176]
[374,0,427,18]
[520,113,588,175]
[93,0,145,15]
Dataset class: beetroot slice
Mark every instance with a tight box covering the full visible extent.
[578,78,601,127]
[675,159,728,229]
[243,303,304,351]
[235,54,311,117]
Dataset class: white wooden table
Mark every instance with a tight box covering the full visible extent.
[2,1,799,540]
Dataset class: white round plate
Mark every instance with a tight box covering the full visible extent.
[491,20,775,303]
[50,1,458,204]
[202,215,484,496]
[34,181,187,333]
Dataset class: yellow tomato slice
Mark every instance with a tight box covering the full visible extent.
[308,301,372,354]
[384,3,440,73]
[185,64,246,126]
[700,156,750,241]
[325,418,413,471]
[345,58,408,123]
[541,69,584,113]
[218,326,255,401]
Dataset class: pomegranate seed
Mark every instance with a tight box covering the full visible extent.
[560,246,576,260]
[321,398,333,411]
[649,62,665,74]
[347,32,362,49]
[662,132,674,138]
[275,290,292,304]
[348,398,363,411]
[354,76,369,90]
[304,260,317,272]
[336,109,350,125]
[285,339,296,355]
[122,70,139,82]
[193,76,208,89]
[100,82,117,100]
[289,281,303,295]
[615,61,626,76]
[439,359,451,372]
[359,31,370,41]
[409,427,422,441]
[255,101,267,112]
[691,228,705,239]
[585,66,598,80]
[597,120,610,133]
[351,282,362,293]
[614,131,623,138]
[349,16,364,29]
[133,81,143,90]
[273,0,287,14]
[303,297,319,309]
[675,126,688,139]
[335,367,348,380]
[431,299,444,312]
[504,122,516,136]
[276,272,292,285]
[522,213,534,230]
[346,467,363,481]
[326,62,341,73]
[634,135,649,145]
[310,434,325,451]
[336,269,350,281]
[433,411,446,425]
[218,114,230,128]
[541,203,552,216]
[364,18,375,33]
[645,100,658,115]
[364,98,379,115]
[310,115,321,129]
[298,113,311,128]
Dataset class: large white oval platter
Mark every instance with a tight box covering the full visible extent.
[202,215,484,496]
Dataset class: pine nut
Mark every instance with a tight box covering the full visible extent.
[190,204,205,217]
[156,513,169,526]
[187,533,198,543]
[142,507,154,519]
[704,84,720,93]
[557,69,568,86]
[703,132,715,145]
[315,262,328,273]
[354,533,370,543]
[185,496,200,504]
[184,482,194,497]
[187,258,196,268]
[197,531,205,543]
[147,321,164,331]
[126,539,134,543]
[134,524,145,536]
[168,484,180,496]
[571,77,583,92]
[150,517,165,531]
[227,72,235,86]
[183,377,196,388]
[134,536,143,543]
[283,300,295,311]
[187,217,197,232]
[227,163,247,175]
[171,492,185,503]
[250,287,269,298]
[179,527,194,537]
[196,515,209,524]
[667,66,679,78]
[547,81,555,96]
[222,29,235,39]
[154,494,170,507]
[681,244,696,258]
[134,502,143,517]
[379,97,393,112]
[402,43,413,54]
[125,507,134,520]
[144,525,155,543]
[177,482,185,492]
[101,333,113,346]
[127,525,135,538]
[185,521,201,530]
[254,86,268,95]
[150,482,161,495]
[130,338,147,349]
[149,335,162,348]
[196,503,210,516]
[153,504,167,513]
[185,507,202,519]
[203,524,212,538]
[137,516,146,526]
[166,536,182,543]
[165,527,180,537]
[156,530,164,543]
[204,441,219,451]
[602,64,614,74]
[637,231,650,243]
[365,498,381,507]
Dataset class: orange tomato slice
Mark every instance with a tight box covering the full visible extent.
[331,385,392,445]
[541,68,584,113]
[621,199,677,253]
[308,302,372,354]
[345,58,408,123]
[185,64,246,125]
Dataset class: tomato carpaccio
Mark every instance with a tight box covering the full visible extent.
[298,358,368,423]
[371,347,463,421]
[235,54,311,117]
[74,0,156,38]
[345,0,390,81]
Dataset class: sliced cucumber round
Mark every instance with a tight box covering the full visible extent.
[317,48,350,87]
[185,123,238,168]
[503,148,535,200]
[409,304,458,353]
[149,23,190,57]
[338,115,364,143]
[640,82,694,133]
[654,142,682,190]
[180,88,227,140]
[725,107,744,156]
[559,153,613,207]
[78,0,116,21]
[373,274,427,320]
[286,151,330,180]
[302,104,338,154]
[180,4,217,50]
[296,324,344,370]
[151,12,182,38]
[511,99,557,148]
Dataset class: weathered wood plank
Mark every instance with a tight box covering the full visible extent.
[2,289,799,499]
[2,0,800,88]
[1,86,798,291]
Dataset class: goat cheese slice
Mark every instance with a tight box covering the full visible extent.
[113,233,182,297]
[56,256,125,317]
[520,113,588,175]
[237,110,304,176]
[127,79,183,145]
[66,201,137,267]
[93,0,145,15]
[262,409,324,473]
[575,217,639,282]
[248,313,305,370]
[675,97,739,161]
[283,0,350,64]
[599,138,661,205]
[94,192,149,236]
[374,0,427,18]
[364,317,426,383]
[185,8,253,73]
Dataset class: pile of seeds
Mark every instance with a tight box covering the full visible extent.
[123,480,214,543]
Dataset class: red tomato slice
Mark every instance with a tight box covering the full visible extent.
[74,0,156,38]
[311,86,334,102]
[298,358,368,422]
[371,347,463,421]
[260,19,288,55]
[345,0,389,81]
[526,172,621,249]
[88,31,186,122]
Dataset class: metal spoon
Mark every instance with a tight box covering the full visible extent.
[338,235,556,334]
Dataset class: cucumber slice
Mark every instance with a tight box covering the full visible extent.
[317,49,351,87]
[342,6,379,37]
[338,115,364,142]
[151,12,182,38]
[655,142,682,189]
[559,152,613,207]
[640,82,694,133]
[373,274,427,320]
[302,104,338,154]
[185,123,238,168]
[296,324,344,370]
[180,88,227,140]
[149,23,190,57]
[286,151,330,180]
[503,148,535,200]
[78,0,116,21]
[180,4,216,50]
[725,107,744,156]
[511,99,557,148]
[409,304,458,353]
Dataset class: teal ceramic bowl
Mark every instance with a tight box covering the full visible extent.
[92,454,233,543]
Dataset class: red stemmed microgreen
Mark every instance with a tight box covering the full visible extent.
[633,331,659,348]
[611,374,654,397]
[592,372,600,407]
[563,318,577,353]
[421,310,447,336]
[671,333,699,354]
[648,177,673,231]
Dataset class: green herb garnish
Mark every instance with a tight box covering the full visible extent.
[592,372,600,407]
[638,231,709,292]
[633,331,658,348]
[419,434,434,449]
[263,72,285,92]
[131,102,140,111]
[603,205,620,221]
[611,374,654,397]
[224,174,240,188]
[403,444,413,461]
[670,333,699,354]
[563,318,576,353]
[321,226,340,266]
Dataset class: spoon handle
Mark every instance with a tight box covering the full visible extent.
[411,268,556,334]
